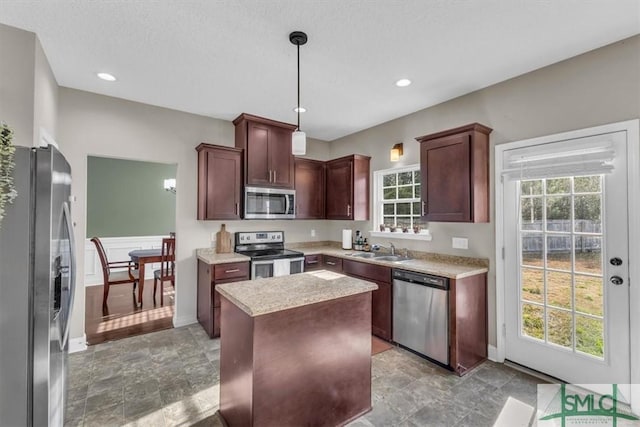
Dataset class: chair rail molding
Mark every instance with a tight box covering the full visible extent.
[84,235,166,286]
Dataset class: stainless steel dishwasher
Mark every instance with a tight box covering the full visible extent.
[393,269,449,365]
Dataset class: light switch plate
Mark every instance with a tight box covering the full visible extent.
[452,237,468,249]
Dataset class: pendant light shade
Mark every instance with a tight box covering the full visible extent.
[292,130,306,155]
[290,31,308,155]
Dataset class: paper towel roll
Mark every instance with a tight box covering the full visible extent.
[342,229,353,249]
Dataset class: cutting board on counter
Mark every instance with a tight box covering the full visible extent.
[216,224,233,253]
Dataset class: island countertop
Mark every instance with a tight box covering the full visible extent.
[215,270,378,317]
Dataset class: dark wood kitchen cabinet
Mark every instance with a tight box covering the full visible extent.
[196,143,243,220]
[322,255,343,272]
[342,259,392,341]
[197,260,250,338]
[449,273,488,375]
[294,158,325,219]
[325,154,371,220]
[416,123,492,222]
[304,254,322,271]
[234,113,297,189]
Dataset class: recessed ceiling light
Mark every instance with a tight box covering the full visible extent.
[97,72,117,82]
[395,78,411,87]
[293,107,306,113]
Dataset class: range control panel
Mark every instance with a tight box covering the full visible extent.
[235,231,284,244]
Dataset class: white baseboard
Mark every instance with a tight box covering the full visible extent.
[173,315,197,328]
[488,345,498,362]
[68,334,87,353]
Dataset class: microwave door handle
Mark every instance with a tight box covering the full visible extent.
[285,194,291,215]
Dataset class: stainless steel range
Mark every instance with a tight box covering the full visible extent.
[235,231,305,279]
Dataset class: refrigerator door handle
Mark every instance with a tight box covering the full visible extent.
[61,201,76,350]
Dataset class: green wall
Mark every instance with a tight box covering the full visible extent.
[87,156,177,237]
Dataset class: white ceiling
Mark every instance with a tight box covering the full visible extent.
[1,1,638,141]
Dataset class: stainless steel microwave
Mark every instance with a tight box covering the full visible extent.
[244,187,295,219]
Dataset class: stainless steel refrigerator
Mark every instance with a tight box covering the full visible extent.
[0,144,76,426]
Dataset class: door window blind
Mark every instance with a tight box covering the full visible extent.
[501,133,619,181]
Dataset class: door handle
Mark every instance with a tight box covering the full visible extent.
[347,204,351,217]
[269,170,273,182]
[235,203,239,216]
[225,269,240,273]
[421,201,426,216]
[610,276,624,285]
[326,261,336,266]
[273,170,277,182]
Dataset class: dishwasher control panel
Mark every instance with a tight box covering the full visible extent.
[393,270,449,290]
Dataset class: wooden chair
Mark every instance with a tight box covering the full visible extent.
[154,237,176,305]
[91,237,139,307]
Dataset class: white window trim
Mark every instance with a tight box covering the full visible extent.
[372,165,432,241]
[495,119,640,413]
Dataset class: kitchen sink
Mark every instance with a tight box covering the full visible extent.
[350,252,377,258]
[349,252,411,262]
[374,255,411,262]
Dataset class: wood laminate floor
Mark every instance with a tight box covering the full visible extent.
[85,279,174,346]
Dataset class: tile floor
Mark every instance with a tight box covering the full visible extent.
[66,325,543,426]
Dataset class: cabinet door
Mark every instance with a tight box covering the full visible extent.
[372,280,392,341]
[205,149,242,220]
[295,158,325,219]
[197,144,242,220]
[197,260,214,338]
[246,122,271,186]
[420,133,471,222]
[326,158,353,219]
[269,126,294,188]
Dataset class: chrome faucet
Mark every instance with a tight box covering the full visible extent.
[371,242,396,255]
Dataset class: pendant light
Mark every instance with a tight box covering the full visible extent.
[290,31,307,155]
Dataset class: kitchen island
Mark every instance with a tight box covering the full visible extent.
[216,270,378,427]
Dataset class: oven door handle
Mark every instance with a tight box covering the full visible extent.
[252,260,275,265]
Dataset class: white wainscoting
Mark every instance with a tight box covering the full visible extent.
[84,235,165,286]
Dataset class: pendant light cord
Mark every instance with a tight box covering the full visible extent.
[297,42,301,131]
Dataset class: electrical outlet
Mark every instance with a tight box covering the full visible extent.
[311,229,316,237]
[452,237,468,249]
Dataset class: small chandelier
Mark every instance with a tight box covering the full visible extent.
[290,31,307,155]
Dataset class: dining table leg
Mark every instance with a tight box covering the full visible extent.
[138,261,145,307]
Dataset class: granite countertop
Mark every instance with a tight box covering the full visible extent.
[293,245,488,279]
[196,248,250,265]
[216,270,378,317]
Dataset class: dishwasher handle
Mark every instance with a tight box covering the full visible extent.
[393,269,449,290]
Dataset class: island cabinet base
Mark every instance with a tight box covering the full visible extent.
[219,293,373,427]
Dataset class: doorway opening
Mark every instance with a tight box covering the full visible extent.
[84,156,177,345]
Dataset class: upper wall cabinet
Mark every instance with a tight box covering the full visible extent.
[233,113,297,189]
[294,157,326,219]
[325,154,371,220]
[196,143,243,220]
[416,123,492,222]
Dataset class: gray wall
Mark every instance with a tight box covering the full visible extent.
[86,156,177,237]
[0,23,36,147]
[327,35,640,347]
